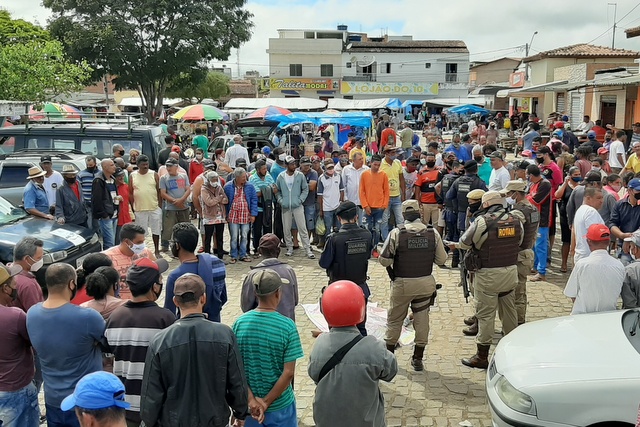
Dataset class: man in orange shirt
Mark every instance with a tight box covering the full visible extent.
[359,154,390,257]
[414,152,443,226]
[380,122,397,152]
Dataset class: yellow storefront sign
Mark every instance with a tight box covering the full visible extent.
[262,78,337,91]
[340,82,439,95]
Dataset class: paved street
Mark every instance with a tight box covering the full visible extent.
[156,232,573,427]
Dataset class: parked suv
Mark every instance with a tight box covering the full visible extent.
[0,195,101,289]
[234,119,278,151]
[0,118,164,170]
[0,150,87,207]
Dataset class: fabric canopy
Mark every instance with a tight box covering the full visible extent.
[273,111,374,128]
[224,97,326,110]
[446,104,490,115]
[401,100,426,108]
[327,98,401,110]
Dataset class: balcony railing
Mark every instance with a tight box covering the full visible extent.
[343,74,376,82]
[445,73,458,83]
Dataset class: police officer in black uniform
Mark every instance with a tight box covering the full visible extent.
[379,200,447,371]
[435,161,462,266]
[319,201,372,335]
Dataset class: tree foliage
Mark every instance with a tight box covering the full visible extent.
[0,11,92,102]
[166,71,231,103]
[46,0,253,120]
[0,9,49,45]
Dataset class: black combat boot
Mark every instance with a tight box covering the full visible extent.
[461,344,490,369]
[410,345,425,371]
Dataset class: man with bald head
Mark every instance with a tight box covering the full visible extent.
[27,263,105,427]
[92,158,120,249]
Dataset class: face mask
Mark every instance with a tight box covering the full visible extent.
[420,158,427,165]
[446,160,454,167]
[64,177,76,184]
[171,243,179,258]
[314,147,321,154]
[389,156,397,161]
[196,155,203,160]
[69,282,77,300]
[506,196,516,206]
[332,157,340,164]
[452,142,460,148]
[29,256,43,272]
[228,141,235,147]
[278,154,286,162]
[474,156,483,163]
[592,167,601,173]
[426,161,436,168]
[605,137,612,142]
[5,286,17,301]
[211,181,219,188]
[129,241,147,255]
[468,202,481,214]
[571,176,584,183]
[118,150,125,156]
[612,184,622,192]
[536,157,544,164]
[86,166,97,172]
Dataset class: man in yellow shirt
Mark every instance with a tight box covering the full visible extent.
[624,142,640,174]
[380,146,405,241]
[349,137,367,162]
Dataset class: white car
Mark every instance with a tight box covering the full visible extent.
[487,309,640,426]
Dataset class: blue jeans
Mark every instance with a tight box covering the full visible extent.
[0,383,39,427]
[45,403,80,427]
[356,206,364,227]
[533,227,549,275]
[381,196,404,241]
[245,402,297,427]
[617,246,633,266]
[99,217,118,250]
[229,222,250,259]
[364,208,384,250]
[323,209,340,234]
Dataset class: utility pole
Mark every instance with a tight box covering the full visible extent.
[236,48,241,80]
[524,31,538,81]
[609,3,618,48]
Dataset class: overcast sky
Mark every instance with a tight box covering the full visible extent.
[4,0,640,78]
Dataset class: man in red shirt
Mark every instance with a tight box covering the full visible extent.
[414,152,443,226]
[380,122,397,151]
[55,165,88,227]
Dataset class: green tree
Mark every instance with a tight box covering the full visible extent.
[0,9,49,45]
[166,71,231,103]
[45,0,253,121]
[0,39,92,102]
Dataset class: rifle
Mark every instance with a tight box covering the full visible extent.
[461,265,470,303]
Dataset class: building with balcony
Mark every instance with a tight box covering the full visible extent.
[266,26,470,102]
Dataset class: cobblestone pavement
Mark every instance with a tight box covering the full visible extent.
[39,225,574,426]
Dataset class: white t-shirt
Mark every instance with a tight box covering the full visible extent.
[608,140,626,168]
[317,173,344,211]
[284,172,294,191]
[572,205,604,263]
[488,167,510,191]
[564,249,625,314]
[403,168,418,201]
[44,171,64,207]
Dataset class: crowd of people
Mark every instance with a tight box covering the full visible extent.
[4,113,640,427]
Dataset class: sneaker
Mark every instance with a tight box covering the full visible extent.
[307,252,316,259]
[286,249,293,256]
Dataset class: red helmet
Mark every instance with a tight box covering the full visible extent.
[554,121,565,129]
[321,281,365,327]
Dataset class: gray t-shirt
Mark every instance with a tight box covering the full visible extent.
[160,173,190,210]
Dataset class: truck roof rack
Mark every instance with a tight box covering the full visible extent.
[0,149,85,160]
[21,112,147,133]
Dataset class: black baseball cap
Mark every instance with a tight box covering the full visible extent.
[40,155,52,163]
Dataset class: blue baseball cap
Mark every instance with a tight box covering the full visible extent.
[61,372,130,411]
[629,179,640,192]
[262,146,271,156]
[587,130,596,140]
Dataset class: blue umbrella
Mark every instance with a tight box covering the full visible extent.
[447,104,489,115]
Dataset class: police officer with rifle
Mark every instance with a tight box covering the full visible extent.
[319,201,372,336]
[448,191,524,369]
[379,200,447,371]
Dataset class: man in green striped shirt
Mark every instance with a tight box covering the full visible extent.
[233,269,303,427]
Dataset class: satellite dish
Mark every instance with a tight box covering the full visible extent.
[356,55,376,67]
[346,43,353,50]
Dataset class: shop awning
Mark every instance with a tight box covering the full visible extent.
[224,97,327,111]
[496,80,568,98]
[424,97,485,107]
[118,97,183,107]
[327,98,400,110]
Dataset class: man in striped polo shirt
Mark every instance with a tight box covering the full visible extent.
[233,269,304,427]
[77,155,101,235]
[105,258,175,427]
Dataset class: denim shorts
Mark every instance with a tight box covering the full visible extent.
[244,402,297,427]
[0,382,40,427]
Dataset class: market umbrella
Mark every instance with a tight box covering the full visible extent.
[244,106,292,120]
[446,104,489,116]
[29,102,84,120]
[172,104,228,121]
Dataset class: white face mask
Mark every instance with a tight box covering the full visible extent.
[29,256,43,272]
[129,242,147,255]
[506,197,516,206]
[210,181,219,187]
[592,167,601,173]
[278,154,286,162]
[196,154,203,160]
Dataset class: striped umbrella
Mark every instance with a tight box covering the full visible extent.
[29,102,84,120]
[172,104,228,121]
[245,106,292,120]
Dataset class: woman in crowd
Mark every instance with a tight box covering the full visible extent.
[603,174,622,201]
[555,166,582,273]
[200,170,229,260]
[80,266,125,320]
[71,253,114,305]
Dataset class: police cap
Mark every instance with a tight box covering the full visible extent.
[336,201,358,218]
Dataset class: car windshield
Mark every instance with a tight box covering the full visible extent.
[236,126,274,139]
[0,197,27,225]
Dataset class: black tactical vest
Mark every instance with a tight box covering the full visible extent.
[329,225,372,287]
[514,202,539,251]
[441,173,458,209]
[456,175,482,214]
[393,225,436,278]
[477,211,522,268]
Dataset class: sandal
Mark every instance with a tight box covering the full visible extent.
[241,257,252,262]
[229,258,237,264]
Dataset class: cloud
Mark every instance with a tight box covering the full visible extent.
[6,0,640,78]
